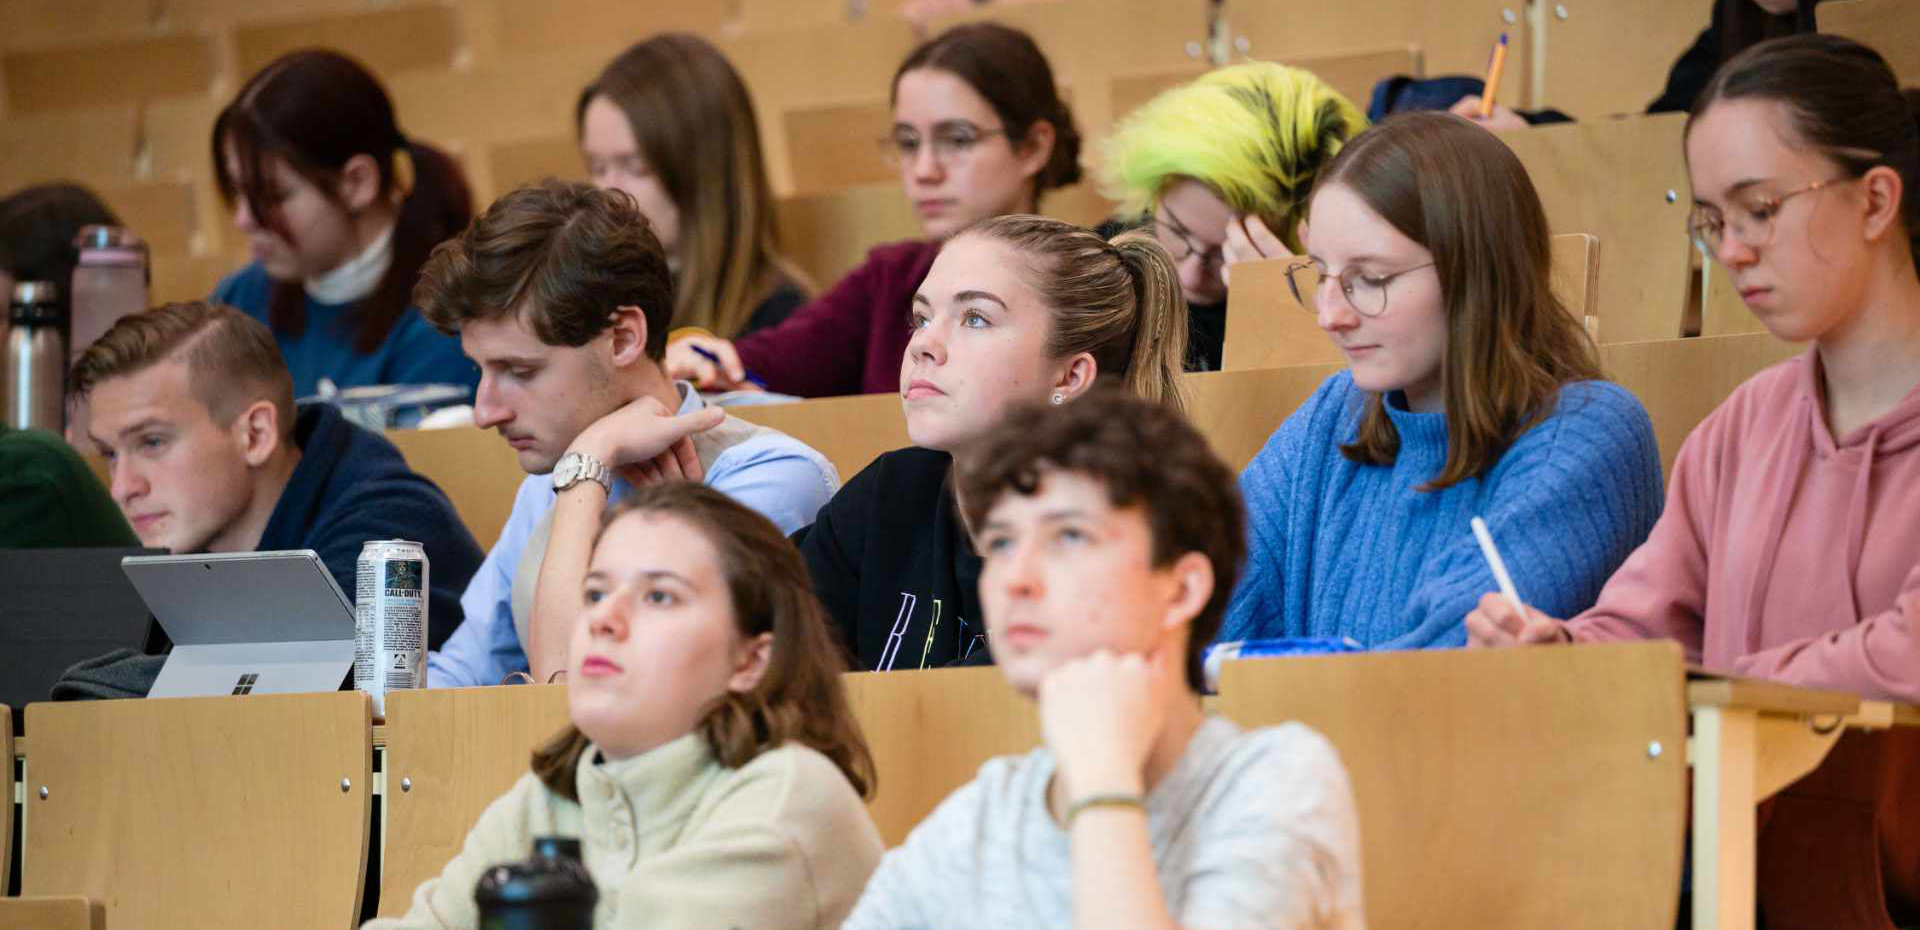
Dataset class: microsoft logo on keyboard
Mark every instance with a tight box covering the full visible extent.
[232,673,260,695]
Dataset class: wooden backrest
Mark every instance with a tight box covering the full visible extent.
[2,34,218,113]
[722,19,922,195]
[375,671,1036,891]
[1536,0,1708,118]
[474,0,731,67]
[1501,113,1695,344]
[0,897,106,930]
[1600,332,1797,475]
[232,4,462,81]
[1223,233,1600,371]
[1227,1,1528,107]
[96,181,201,256]
[0,107,140,185]
[22,692,373,930]
[731,391,911,481]
[385,426,522,548]
[1819,0,1918,83]
[1216,642,1689,930]
[1109,45,1422,131]
[152,249,235,307]
[775,177,1117,291]
[378,684,573,917]
[1185,363,1343,469]
[1553,231,1601,331]
[387,53,595,162]
[777,183,924,287]
[846,666,1041,846]
[786,99,897,195]
[736,0,848,32]
[483,135,587,205]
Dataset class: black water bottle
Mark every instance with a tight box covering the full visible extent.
[474,836,598,930]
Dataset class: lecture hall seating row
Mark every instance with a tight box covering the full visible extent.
[4,0,1907,315]
[8,647,1918,930]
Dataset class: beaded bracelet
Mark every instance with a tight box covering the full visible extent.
[1065,793,1146,826]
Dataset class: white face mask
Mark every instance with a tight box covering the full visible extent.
[303,223,395,305]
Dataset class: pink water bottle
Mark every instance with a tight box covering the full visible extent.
[69,225,149,362]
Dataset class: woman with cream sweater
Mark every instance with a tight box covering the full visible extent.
[367,483,883,930]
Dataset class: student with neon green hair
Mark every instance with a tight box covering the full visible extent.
[1102,62,1367,370]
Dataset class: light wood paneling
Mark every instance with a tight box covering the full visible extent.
[22,692,373,930]
[1217,641,1689,930]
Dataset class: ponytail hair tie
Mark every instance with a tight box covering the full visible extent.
[390,144,416,198]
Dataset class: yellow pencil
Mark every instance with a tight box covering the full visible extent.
[1479,33,1509,118]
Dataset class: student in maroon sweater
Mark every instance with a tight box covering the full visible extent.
[666,23,1083,398]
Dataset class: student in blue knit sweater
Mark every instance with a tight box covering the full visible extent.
[1221,112,1665,650]
[211,50,477,398]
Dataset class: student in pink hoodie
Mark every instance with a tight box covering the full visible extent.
[1466,33,1920,706]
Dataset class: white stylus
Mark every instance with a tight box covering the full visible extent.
[1470,516,1527,619]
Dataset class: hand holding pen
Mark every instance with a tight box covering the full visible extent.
[1464,515,1573,647]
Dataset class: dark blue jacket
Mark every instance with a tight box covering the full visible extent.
[264,402,483,650]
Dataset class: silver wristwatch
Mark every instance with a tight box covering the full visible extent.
[551,450,612,493]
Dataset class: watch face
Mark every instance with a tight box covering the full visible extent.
[554,455,578,486]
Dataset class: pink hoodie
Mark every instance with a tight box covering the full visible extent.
[1568,349,1920,703]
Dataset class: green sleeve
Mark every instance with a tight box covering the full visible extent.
[0,433,137,548]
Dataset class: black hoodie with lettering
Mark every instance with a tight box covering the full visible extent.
[793,447,990,672]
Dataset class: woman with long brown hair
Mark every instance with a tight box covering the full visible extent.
[212,49,476,397]
[578,34,811,340]
[1222,111,1664,650]
[370,482,881,930]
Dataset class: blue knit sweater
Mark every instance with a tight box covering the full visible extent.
[1221,372,1664,650]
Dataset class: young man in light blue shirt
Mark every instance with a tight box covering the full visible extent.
[417,180,838,687]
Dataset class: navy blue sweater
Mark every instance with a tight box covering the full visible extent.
[262,402,484,650]
[214,263,479,398]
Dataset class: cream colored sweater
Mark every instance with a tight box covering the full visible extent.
[365,733,883,930]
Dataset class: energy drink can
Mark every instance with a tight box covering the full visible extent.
[354,539,428,714]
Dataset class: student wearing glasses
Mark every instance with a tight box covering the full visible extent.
[1468,35,1920,702]
[1101,62,1368,371]
[1222,112,1664,651]
[666,23,1081,398]
[1468,37,1919,924]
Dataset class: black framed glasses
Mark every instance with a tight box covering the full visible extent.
[1284,259,1435,318]
[1687,176,1859,254]
[880,122,1008,168]
[1152,208,1225,267]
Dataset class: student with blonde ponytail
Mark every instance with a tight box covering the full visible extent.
[795,215,1188,671]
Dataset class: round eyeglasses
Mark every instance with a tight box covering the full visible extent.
[1687,176,1859,255]
[1284,259,1435,318]
[880,123,1007,169]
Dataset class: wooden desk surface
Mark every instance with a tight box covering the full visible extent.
[1686,677,1862,717]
